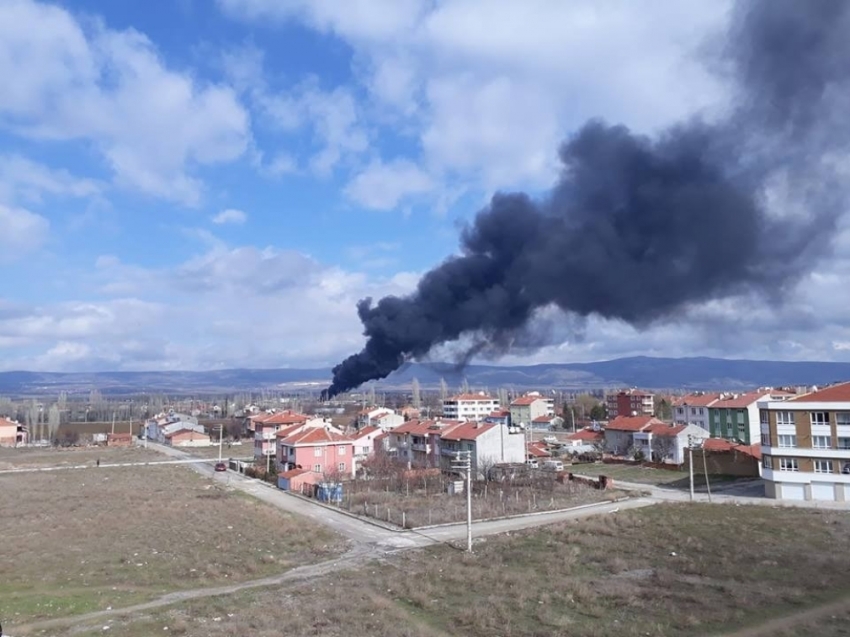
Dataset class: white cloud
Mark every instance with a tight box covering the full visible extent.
[212,208,248,225]
[0,154,102,205]
[0,204,50,261]
[344,158,435,210]
[218,0,729,193]
[0,0,250,206]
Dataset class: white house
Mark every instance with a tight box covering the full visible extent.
[357,407,405,430]
[350,425,382,473]
[510,394,554,427]
[672,393,720,431]
[436,421,526,476]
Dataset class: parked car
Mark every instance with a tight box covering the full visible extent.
[542,459,564,472]
[214,462,227,472]
[526,459,539,469]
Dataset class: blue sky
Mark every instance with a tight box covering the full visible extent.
[1,0,849,372]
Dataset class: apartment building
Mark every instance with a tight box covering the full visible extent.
[709,389,794,445]
[672,393,719,430]
[442,393,500,421]
[606,389,654,418]
[509,393,554,426]
[759,382,850,502]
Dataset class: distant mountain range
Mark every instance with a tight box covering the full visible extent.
[1,356,850,396]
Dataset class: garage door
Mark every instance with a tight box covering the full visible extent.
[811,482,836,502]
[781,484,806,501]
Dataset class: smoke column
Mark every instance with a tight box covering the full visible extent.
[325,0,850,398]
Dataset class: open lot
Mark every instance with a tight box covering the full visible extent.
[0,446,156,470]
[0,453,344,629]
[63,503,850,637]
[573,461,742,489]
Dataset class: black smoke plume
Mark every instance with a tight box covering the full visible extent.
[324,0,850,398]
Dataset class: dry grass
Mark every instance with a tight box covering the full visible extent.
[65,503,850,637]
[0,446,157,470]
[0,460,344,628]
[174,443,252,460]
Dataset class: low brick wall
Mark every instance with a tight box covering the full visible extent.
[558,472,613,490]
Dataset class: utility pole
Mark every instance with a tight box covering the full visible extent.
[452,450,473,552]
[688,435,695,502]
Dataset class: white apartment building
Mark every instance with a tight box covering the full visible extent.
[760,382,850,502]
[442,393,500,422]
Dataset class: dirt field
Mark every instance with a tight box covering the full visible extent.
[0,457,344,629]
[573,461,741,488]
[61,503,850,637]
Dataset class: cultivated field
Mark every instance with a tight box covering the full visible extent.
[0,454,344,630]
[341,474,624,527]
[62,503,850,637]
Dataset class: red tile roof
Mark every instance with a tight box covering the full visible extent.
[488,410,511,418]
[164,428,208,439]
[446,393,497,402]
[393,419,463,436]
[275,423,308,438]
[646,423,687,437]
[527,442,551,458]
[279,428,350,446]
[567,429,603,442]
[439,421,496,441]
[702,438,761,460]
[790,381,850,402]
[605,416,662,432]
[711,392,771,409]
[532,415,553,423]
[355,425,381,438]
[280,468,312,479]
[672,393,720,408]
[264,411,310,426]
[511,396,543,406]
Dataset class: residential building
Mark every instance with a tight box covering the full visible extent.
[277,467,317,493]
[164,427,211,447]
[527,441,552,461]
[510,394,553,427]
[145,412,199,442]
[0,417,26,446]
[604,416,666,456]
[357,407,404,430]
[636,423,709,464]
[760,382,850,501]
[708,390,793,445]
[672,393,720,431]
[484,410,511,426]
[389,419,461,468]
[436,421,526,476]
[565,428,604,447]
[276,427,355,479]
[606,389,654,418]
[253,411,310,461]
[349,425,381,473]
[442,393,500,421]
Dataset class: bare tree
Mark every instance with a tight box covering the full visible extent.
[498,387,509,409]
[461,377,470,394]
[411,378,421,409]
[368,383,377,407]
[439,378,448,402]
[48,404,61,443]
[651,435,677,464]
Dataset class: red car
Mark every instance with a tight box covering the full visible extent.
[214,462,227,472]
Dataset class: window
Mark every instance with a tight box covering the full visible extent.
[811,412,829,426]
[737,410,745,424]
[778,435,797,448]
[812,435,831,449]
[838,437,850,450]
[779,457,799,472]
[760,433,770,446]
[691,407,697,415]
[338,462,346,472]
[677,407,684,415]
[338,445,346,454]
[837,412,850,426]
[313,464,321,472]
[314,447,323,457]
[776,411,794,426]
[698,408,704,415]
[762,454,771,469]
[760,410,769,426]
[814,460,834,474]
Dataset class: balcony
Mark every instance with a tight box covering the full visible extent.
[411,443,428,452]
[255,431,277,441]
[441,447,461,457]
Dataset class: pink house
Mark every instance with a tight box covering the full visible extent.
[277,427,355,479]
[0,417,26,446]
